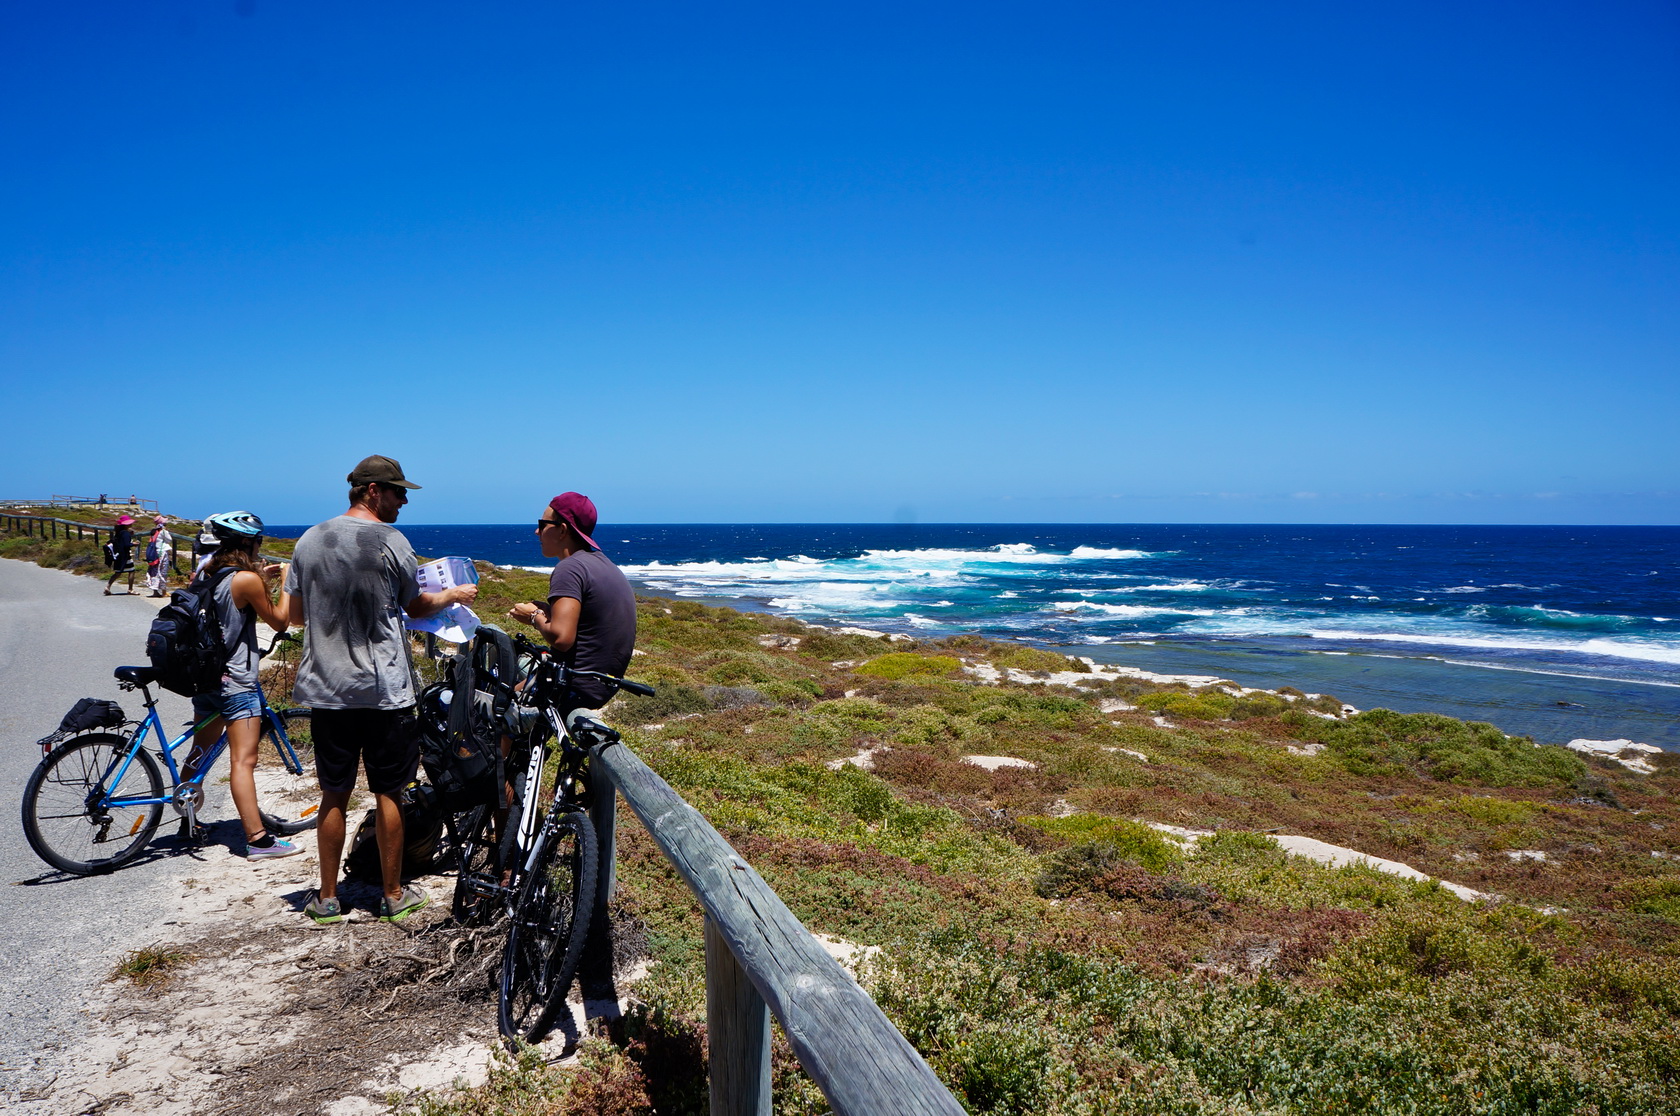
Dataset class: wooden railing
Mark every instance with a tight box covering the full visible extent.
[0,511,185,571]
[587,736,966,1116]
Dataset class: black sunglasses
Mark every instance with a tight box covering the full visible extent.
[535,518,557,532]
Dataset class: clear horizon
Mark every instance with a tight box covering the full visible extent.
[3,3,1676,526]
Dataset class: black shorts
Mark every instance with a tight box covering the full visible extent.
[312,707,420,796]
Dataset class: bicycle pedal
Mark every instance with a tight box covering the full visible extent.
[176,820,207,845]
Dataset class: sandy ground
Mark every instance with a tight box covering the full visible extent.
[17,769,647,1116]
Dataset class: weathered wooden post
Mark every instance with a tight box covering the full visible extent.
[589,762,617,907]
[706,916,772,1116]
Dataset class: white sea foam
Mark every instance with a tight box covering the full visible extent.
[1302,628,1680,667]
[1437,586,1487,594]
[1426,657,1680,689]
[1068,546,1154,559]
[1051,601,1222,618]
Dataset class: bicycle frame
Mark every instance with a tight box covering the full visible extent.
[93,677,309,835]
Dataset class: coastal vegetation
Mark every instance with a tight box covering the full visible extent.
[4,516,1677,1112]
[411,563,1680,1114]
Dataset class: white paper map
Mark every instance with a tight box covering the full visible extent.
[405,555,482,643]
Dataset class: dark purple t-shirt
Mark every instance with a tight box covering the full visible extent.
[547,548,637,707]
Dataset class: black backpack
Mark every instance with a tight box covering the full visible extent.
[144,567,235,697]
[419,626,521,811]
[343,781,444,883]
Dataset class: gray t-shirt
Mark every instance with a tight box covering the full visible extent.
[284,515,421,710]
[547,549,637,708]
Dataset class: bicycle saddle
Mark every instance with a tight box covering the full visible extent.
[113,665,161,685]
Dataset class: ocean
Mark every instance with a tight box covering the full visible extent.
[270,523,1679,751]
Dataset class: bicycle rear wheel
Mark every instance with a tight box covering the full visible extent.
[452,803,505,926]
[498,807,597,1043]
[22,735,164,875]
[259,708,319,835]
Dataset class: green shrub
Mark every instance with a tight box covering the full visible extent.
[856,653,962,681]
[992,645,1087,674]
[1138,689,1236,720]
[1297,708,1587,786]
[1032,826,1183,892]
[1196,829,1287,866]
[615,683,710,724]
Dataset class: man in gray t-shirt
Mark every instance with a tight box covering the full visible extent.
[284,455,479,924]
[286,516,422,709]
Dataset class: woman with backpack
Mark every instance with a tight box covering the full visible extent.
[179,510,305,860]
[144,515,173,598]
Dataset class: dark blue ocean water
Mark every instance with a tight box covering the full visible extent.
[270,524,1680,750]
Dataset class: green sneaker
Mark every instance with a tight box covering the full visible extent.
[379,884,428,923]
[304,892,344,924]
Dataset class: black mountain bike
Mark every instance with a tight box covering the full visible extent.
[451,634,653,1044]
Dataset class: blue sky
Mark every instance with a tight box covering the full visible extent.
[2,2,1676,525]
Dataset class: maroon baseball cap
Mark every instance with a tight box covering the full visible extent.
[547,492,600,551]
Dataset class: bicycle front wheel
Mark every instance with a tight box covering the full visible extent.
[498,807,598,1043]
[452,804,505,927]
[22,735,164,875]
[259,708,319,835]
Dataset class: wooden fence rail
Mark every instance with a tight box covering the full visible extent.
[589,736,967,1116]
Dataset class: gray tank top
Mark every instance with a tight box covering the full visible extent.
[212,571,260,693]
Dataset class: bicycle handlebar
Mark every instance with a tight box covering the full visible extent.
[512,634,656,698]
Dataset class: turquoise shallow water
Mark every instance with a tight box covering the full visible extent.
[271,523,1680,750]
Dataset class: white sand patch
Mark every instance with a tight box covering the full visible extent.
[961,755,1037,771]
[22,768,489,1116]
[757,633,801,649]
[1048,798,1077,817]
[812,933,882,978]
[1566,738,1662,774]
[828,625,913,643]
[1133,821,1491,902]
[826,745,884,771]
[1151,716,1176,729]
[1269,834,1490,902]
[1146,822,1216,846]
[1506,849,1548,862]
[1101,746,1150,763]
[1287,742,1327,757]
[1097,697,1136,713]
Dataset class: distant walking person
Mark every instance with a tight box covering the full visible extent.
[144,516,173,598]
[284,455,479,923]
[177,511,304,858]
[104,514,136,595]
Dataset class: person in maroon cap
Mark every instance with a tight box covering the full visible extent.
[507,492,637,711]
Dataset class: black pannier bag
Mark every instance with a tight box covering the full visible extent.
[144,567,235,697]
[37,697,128,755]
[57,697,126,734]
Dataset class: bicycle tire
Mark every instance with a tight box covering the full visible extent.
[22,735,164,875]
[259,708,319,835]
[452,803,504,926]
[498,807,598,1043]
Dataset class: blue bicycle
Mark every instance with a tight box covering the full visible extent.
[21,634,318,876]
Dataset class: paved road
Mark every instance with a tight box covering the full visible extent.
[0,558,243,1100]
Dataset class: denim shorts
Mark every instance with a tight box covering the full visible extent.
[192,687,263,724]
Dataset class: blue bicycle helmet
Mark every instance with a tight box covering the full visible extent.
[204,510,264,543]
